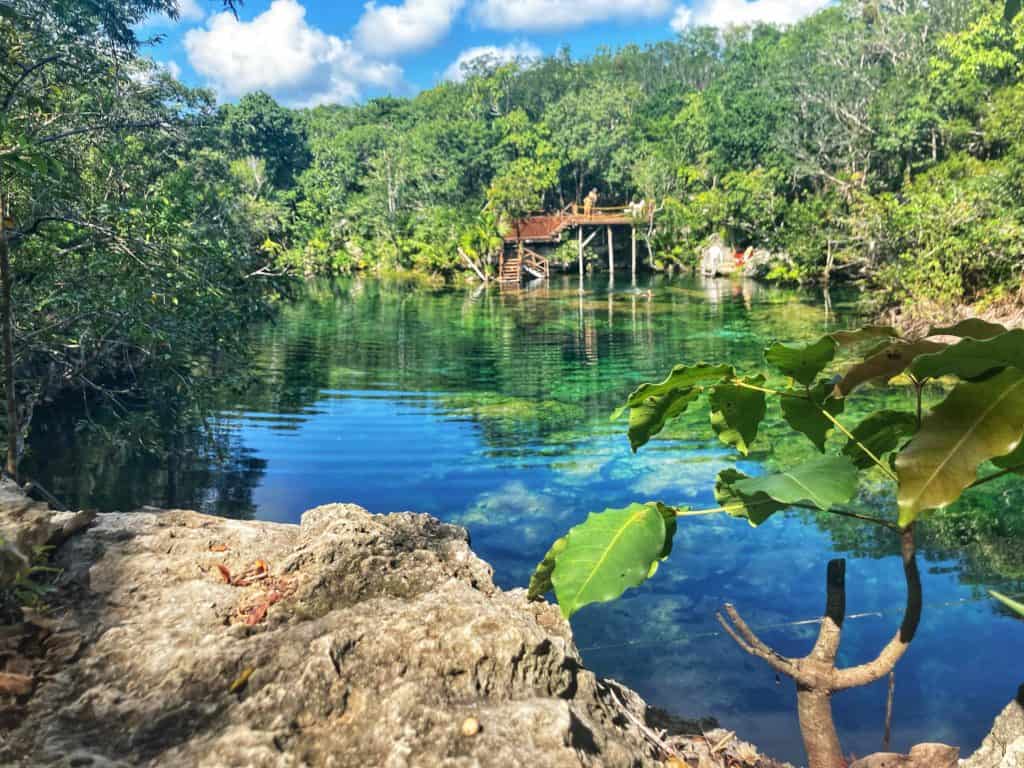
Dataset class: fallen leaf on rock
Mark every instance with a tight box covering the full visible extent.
[244,603,268,626]
[215,564,232,583]
[0,673,33,696]
[228,667,254,694]
[209,544,229,553]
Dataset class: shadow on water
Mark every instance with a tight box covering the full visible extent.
[24,274,1024,763]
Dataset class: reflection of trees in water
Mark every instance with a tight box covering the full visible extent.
[33,271,1024,598]
[799,479,1024,588]
[23,391,267,519]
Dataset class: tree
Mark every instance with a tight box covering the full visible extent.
[530,321,1024,768]
[0,0,271,479]
[220,92,310,189]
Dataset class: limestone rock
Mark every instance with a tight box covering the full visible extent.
[851,743,959,768]
[962,692,1024,768]
[1,503,726,767]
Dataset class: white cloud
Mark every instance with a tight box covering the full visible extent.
[354,0,466,58]
[137,0,205,28]
[177,0,206,22]
[671,0,829,30]
[670,6,692,30]
[472,0,672,31]
[184,0,402,107]
[443,42,542,82]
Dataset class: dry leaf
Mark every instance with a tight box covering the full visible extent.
[209,544,229,553]
[244,603,269,626]
[215,564,232,583]
[228,667,254,694]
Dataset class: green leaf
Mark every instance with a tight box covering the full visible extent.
[896,368,1024,527]
[1006,0,1021,22]
[626,387,701,453]
[613,363,733,419]
[550,503,672,619]
[613,364,732,452]
[709,376,766,456]
[830,326,900,349]
[843,411,919,470]
[927,319,1008,341]
[527,535,567,601]
[765,336,837,386]
[993,437,1024,474]
[833,340,947,397]
[715,468,788,526]
[656,502,679,560]
[733,455,860,512]
[910,330,1024,382]
[990,590,1024,617]
[780,381,845,452]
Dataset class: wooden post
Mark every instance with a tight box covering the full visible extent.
[631,226,637,286]
[607,226,614,276]
[578,225,584,291]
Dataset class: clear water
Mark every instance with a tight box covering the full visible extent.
[26,275,1024,764]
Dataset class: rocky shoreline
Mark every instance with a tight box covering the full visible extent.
[0,483,1019,767]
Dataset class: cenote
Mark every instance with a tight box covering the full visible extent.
[25,274,1024,764]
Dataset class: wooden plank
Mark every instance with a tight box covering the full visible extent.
[607,226,614,275]
[631,226,637,284]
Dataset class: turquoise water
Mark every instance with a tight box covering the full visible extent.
[27,275,1024,764]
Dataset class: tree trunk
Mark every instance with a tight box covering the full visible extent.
[0,193,17,481]
[797,687,844,768]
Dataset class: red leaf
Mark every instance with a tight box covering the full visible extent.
[209,544,229,553]
[215,564,232,583]
[244,603,269,626]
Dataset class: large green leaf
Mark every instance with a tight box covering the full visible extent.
[613,363,732,452]
[843,410,919,469]
[910,330,1024,381]
[709,376,766,456]
[994,437,1024,474]
[896,368,1024,527]
[990,590,1024,617]
[715,468,788,526]
[733,455,860,512]
[833,340,947,397]
[550,503,672,619]
[780,381,845,452]
[830,326,900,349]
[765,336,837,386]
[927,319,1008,341]
[527,535,567,601]
[626,387,701,452]
[613,363,733,419]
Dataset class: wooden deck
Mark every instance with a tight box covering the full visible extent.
[502,203,652,284]
[503,206,641,244]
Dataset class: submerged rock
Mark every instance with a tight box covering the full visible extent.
[0,501,784,767]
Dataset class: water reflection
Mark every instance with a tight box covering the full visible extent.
[24,274,1024,764]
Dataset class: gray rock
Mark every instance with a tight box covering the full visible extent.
[961,693,1024,768]
[2,504,729,767]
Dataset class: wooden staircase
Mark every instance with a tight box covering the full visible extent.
[499,255,522,284]
[498,247,549,286]
[523,248,549,280]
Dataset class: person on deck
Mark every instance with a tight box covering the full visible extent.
[583,189,598,219]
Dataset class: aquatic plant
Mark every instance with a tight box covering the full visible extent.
[530,318,1024,768]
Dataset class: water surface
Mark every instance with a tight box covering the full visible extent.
[27,275,1024,764]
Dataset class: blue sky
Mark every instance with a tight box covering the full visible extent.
[140,0,829,108]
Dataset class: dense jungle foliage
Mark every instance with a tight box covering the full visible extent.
[242,0,1024,314]
[0,0,276,471]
